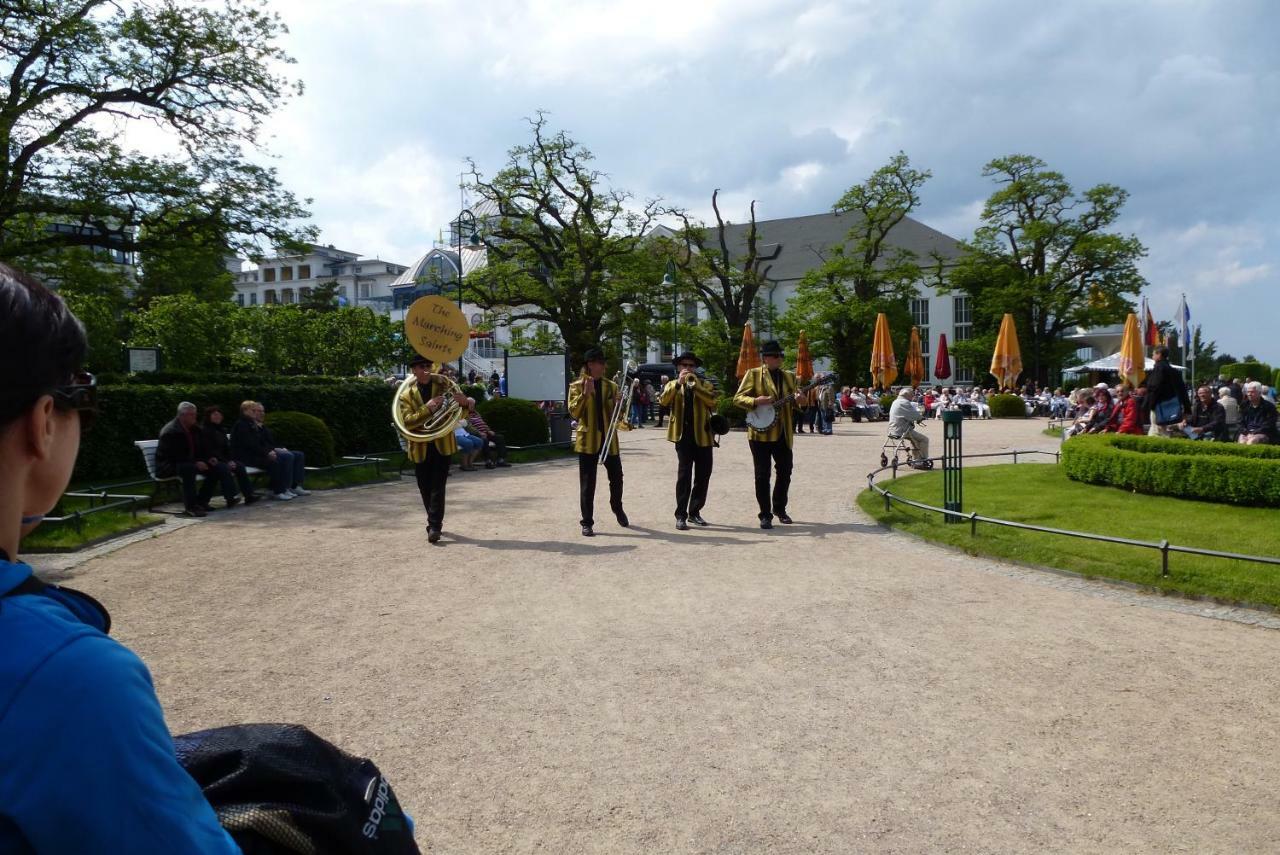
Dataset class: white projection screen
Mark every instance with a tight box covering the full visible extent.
[505,353,569,401]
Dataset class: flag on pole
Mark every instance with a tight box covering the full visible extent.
[1142,297,1159,347]
[1176,294,1191,358]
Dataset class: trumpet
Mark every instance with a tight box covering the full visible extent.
[598,359,639,465]
[682,372,699,387]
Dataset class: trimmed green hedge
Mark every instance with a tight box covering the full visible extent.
[265,411,336,466]
[76,379,398,483]
[98,371,362,386]
[477,397,548,446]
[988,393,1026,418]
[1061,433,1280,506]
[1220,362,1272,383]
[879,394,895,413]
[716,396,746,427]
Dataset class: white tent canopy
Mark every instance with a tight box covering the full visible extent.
[1062,352,1184,374]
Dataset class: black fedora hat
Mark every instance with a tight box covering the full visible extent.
[760,339,784,357]
[583,346,606,363]
[672,350,702,367]
[408,353,432,367]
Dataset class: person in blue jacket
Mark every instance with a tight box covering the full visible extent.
[0,263,240,853]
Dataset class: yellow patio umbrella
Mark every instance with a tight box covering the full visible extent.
[989,313,1023,390]
[869,312,898,389]
[904,326,925,388]
[794,330,815,382]
[1117,311,1146,389]
[735,322,761,379]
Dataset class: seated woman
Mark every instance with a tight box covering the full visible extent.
[1063,394,1097,438]
[452,423,485,471]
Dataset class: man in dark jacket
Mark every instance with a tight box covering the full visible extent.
[200,405,258,503]
[1180,385,1226,441]
[230,400,307,500]
[1237,382,1279,444]
[155,402,239,516]
[1141,346,1191,438]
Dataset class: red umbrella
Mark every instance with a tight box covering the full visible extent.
[934,333,952,380]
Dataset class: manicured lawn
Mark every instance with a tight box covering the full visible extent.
[23,508,163,552]
[857,462,1280,608]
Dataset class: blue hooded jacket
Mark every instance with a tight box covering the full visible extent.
[0,554,239,853]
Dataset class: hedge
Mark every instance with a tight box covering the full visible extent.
[1220,362,1272,383]
[716,396,747,427]
[1061,433,1280,507]
[265,411,336,466]
[97,371,364,386]
[477,397,548,446]
[988,393,1026,418]
[76,379,398,483]
[879,394,895,413]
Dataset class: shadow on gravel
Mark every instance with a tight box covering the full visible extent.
[613,525,750,546]
[447,533,636,555]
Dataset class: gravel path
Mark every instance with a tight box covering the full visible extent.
[37,418,1280,853]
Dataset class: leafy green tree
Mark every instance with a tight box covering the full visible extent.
[465,114,663,369]
[309,308,400,375]
[61,292,122,373]
[127,294,237,371]
[507,322,567,356]
[947,155,1146,386]
[0,0,312,280]
[779,153,932,386]
[301,281,342,312]
[134,209,236,305]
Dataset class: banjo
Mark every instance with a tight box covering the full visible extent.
[744,375,837,430]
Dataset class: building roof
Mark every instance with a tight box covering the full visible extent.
[390,247,488,289]
[659,210,964,283]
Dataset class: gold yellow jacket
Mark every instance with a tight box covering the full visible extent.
[397,377,458,462]
[568,375,620,456]
[658,376,717,447]
[734,365,799,447]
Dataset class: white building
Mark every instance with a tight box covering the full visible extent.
[230,243,408,314]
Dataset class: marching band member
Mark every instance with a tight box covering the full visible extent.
[658,351,717,530]
[733,339,806,529]
[398,354,472,543]
[568,347,628,537]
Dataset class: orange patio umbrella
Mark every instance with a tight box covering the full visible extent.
[870,312,898,389]
[794,330,815,382]
[735,322,761,379]
[904,326,925,388]
[989,313,1023,389]
[1117,311,1146,389]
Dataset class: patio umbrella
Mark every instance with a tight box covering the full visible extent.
[870,312,898,389]
[934,332,952,380]
[735,322,761,379]
[989,313,1023,390]
[794,330,814,382]
[904,326,925,388]
[1117,311,1146,389]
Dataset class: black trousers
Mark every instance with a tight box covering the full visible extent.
[675,438,713,520]
[175,461,239,509]
[579,452,623,526]
[481,433,507,464]
[414,446,451,529]
[748,439,793,520]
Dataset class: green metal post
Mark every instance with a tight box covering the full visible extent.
[942,410,963,523]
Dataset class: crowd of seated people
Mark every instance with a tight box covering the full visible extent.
[837,386,887,421]
[1057,378,1278,444]
[153,400,309,516]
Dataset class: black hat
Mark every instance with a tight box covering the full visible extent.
[583,347,606,363]
[408,353,432,367]
[760,340,784,357]
[672,351,702,367]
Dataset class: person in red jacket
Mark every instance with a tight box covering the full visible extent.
[1109,386,1146,435]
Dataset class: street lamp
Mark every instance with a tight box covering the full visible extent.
[454,209,481,378]
[663,259,677,359]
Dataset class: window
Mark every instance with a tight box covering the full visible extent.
[386,264,394,274]
[298,265,311,280]
[300,287,312,300]
[953,296,973,382]
[682,299,698,326]
[355,265,363,274]
[359,283,371,299]
[263,268,276,283]
[282,288,295,304]
[337,286,347,300]
[235,294,245,307]
[953,295,972,325]
[264,289,277,304]
[249,292,258,306]
[281,266,293,282]
[910,298,930,327]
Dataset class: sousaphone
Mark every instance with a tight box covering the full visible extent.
[392,296,472,443]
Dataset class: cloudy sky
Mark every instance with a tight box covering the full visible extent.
[252,0,1277,361]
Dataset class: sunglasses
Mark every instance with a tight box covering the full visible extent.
[51,371,98,432]
[678,363,697,369]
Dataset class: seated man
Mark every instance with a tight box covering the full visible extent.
[1237,381,1278,445]
[1049,389,1070,419]
[452,422,485,471]
[465,401,509,468]
[888,387,929,468]
[1180,385,1227,441]
[230,401,309,500]
[155,401,241,517]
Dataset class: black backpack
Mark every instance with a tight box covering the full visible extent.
[174,723,420,855]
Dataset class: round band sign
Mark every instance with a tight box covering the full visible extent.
[404,296,469,364]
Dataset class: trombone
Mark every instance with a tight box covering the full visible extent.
[598,359,639,465]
